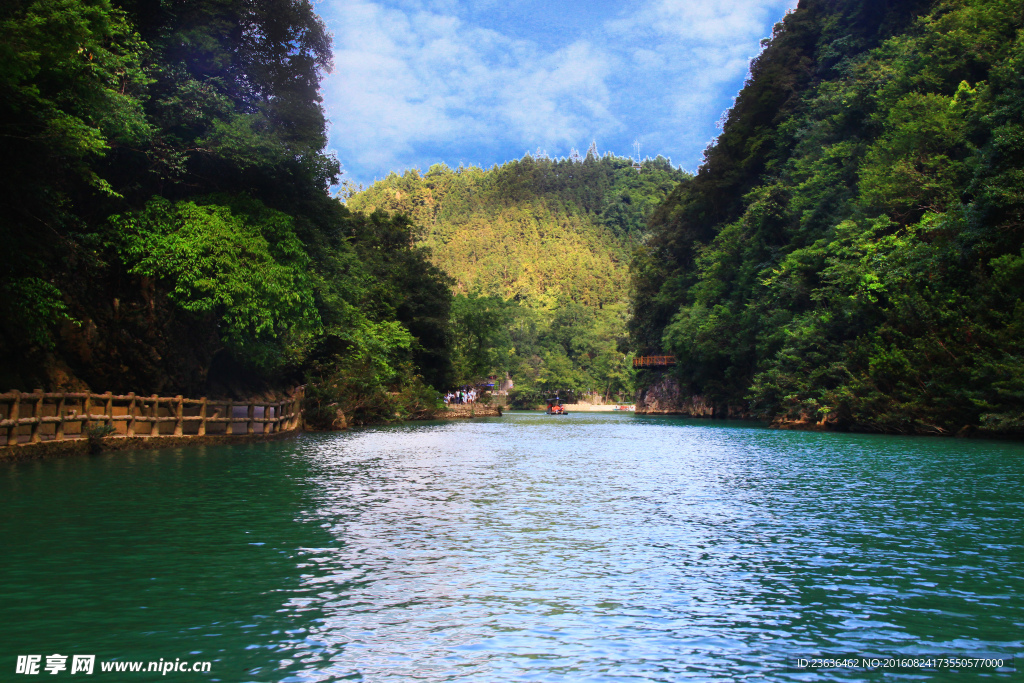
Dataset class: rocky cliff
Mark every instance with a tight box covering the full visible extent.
[635,374,751,419]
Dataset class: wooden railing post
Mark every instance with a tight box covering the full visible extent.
[55,393,66,441]
[30,389,43,444]
[198,397,207,436]
[82,394,91,435]
[141,395,148,435]
[126,392,136,436]
[104,392,113,430]
[149,395,158,435]
[7,390,20,446]
[246,403,254,435]
[173,395,183,436]
[226,401,234,435]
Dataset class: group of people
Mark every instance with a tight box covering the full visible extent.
[444,388,479,405]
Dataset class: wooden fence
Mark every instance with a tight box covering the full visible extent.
[632,355,677,368]
[0,390,303,447]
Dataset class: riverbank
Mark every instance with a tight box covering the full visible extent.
[635,375,1024,438]
[431,404,502,419]
[0,429,299,461]
[0,403,504,461]
[637,408,1024,439]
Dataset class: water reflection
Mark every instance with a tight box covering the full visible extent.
[276,414,1024,681]
[2,414,1019,680]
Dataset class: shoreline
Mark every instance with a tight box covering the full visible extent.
[635,409,1024,439]
[431,404,502,419]
[0,429,300,462]
[1,405,504,462]
[634,376,1024,439]
[9,407,1020,464]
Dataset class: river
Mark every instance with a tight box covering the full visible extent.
[1,412,1022,681]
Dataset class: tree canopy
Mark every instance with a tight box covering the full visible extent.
[348,154,686,306]
[631,0,1024,434]
[0,0,454,422]
[348,153,687,401]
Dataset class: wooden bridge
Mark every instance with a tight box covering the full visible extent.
[1,389,303,447]
[632,355,677,368]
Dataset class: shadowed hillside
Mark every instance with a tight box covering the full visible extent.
[632,0,1024,434]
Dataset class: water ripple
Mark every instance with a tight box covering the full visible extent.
[2,413,1021,681]
[278,414,1024,681]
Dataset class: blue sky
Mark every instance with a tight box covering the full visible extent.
[316,0,799,187]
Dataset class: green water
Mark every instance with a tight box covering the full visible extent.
[1,412,1022,681]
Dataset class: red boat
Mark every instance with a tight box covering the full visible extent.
[545,398,567,415]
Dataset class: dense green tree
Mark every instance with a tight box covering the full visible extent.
[348,154,677,398]
[449,294,514,383]
[0,0,149,361]
[109,195,320,372]
[0,0,454,409]
[348,153,687,306]
[632,0,1024,434]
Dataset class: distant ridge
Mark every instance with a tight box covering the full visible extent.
[346,154,687,306]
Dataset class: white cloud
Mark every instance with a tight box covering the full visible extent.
[322,0,618,179]
[320,0,798,182]
[605,0,795,153]
[608,0,778,42]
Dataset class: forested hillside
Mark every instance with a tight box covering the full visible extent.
[348,154,686,404]
[631,0,1024,433]
[348,153,684,305]
[0,0,451,422]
